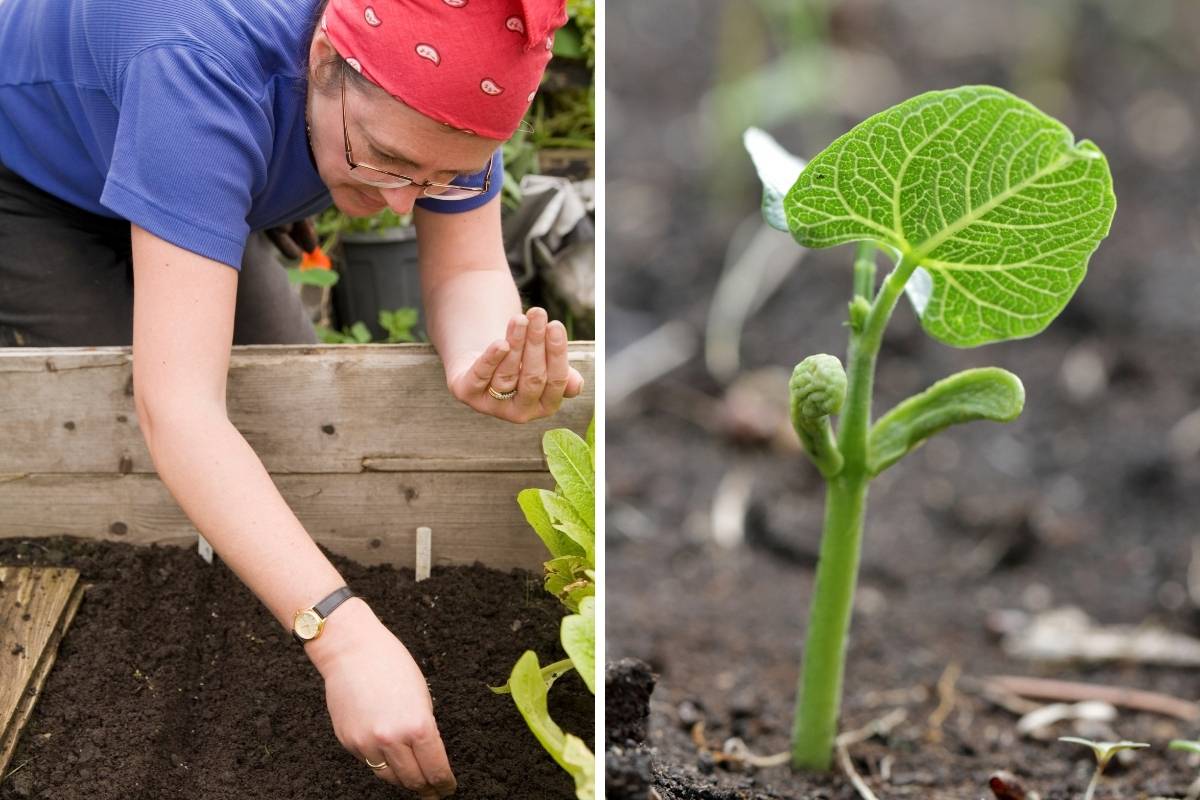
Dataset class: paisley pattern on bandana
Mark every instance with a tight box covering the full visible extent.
[324,0,566,139]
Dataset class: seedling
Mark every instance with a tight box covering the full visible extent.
[1059,737,1148,800]
[1168,740,1200,800]
[745,86,1115,770]
[492,419,596,800]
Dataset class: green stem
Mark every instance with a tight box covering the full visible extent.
[1083,765,1101,800]
[791,251,918,770]
[852,242,877,300]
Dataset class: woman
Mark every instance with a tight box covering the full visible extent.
[0,0,582,795]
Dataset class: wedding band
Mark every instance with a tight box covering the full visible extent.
[488,385,517,400]
[366,757,388,770]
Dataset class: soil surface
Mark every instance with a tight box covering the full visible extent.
[607,1,1200,798]
[0,537,591,800]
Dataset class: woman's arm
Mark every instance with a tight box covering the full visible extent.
[129,225,455,797]
[415,195,584,421]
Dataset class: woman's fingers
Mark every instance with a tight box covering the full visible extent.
[378,744,438,798]
[490,315,527,393]
[540,320,570,412]
[412,733,458,797]
[460,339,509,396]
[565,367,585,398]
[515,308,548,410]
[293,218,319,253]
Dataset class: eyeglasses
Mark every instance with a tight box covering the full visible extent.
[340,67,491,200]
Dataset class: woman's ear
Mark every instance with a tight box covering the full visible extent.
[308,29,339,86]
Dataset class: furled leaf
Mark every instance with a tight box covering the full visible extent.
[543,429,595,533]
[508,651,595,798]
[561,597,596,694]
[744,127,807,232]
[868,367,1024,475]
[519,488,584,559]
[541,490,594,566]
[786,86,1115,347]
[544,555,593,612]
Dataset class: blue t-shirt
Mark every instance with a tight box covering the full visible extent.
[0,0,500,269]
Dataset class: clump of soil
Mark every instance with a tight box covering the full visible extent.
[0,537,591,800]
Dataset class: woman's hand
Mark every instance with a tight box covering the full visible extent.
[309,600,457,798]
[446,307,585,423]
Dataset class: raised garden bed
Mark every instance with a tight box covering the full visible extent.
[0,342,595,798]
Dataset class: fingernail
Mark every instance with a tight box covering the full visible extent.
[549,325,565,343]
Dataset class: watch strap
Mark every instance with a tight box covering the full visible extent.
[292,586,356,645]
[314,585,356,619]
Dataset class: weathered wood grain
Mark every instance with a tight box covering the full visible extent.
[0,472,555,570]
[0,343,595,474]
[0,567,84,775]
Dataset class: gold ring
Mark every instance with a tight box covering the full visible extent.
[366,757,388,770]
[488,385,517,400]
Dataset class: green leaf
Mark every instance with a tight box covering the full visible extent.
[490,657,575,695]
[508,650,595,797]
[586,417,595,457]
[562,734,596,800]
[744,127,807,232]
[543,429,595,534]
[868,367,1024,475]
[544,555,593,612]
[785,85,1115,347]
[286,266,340,287]
[519,488,585,559]
[349,321,372,343]
[541,490,594,567]
[561,596,596,694]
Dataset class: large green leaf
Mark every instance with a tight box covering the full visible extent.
[508,651,595,799]
[744,127,807,232]
[541,489,594,567]
[518,488,584,559]
[561,596,596,694]
[543,429,595,532]
[785,86,1115,347]
[868,367,1025,475]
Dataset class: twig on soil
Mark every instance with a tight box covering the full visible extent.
[836,739,882,800]
[1,760,30,785]
[926,661,961,743]
[985,675,1200,721]
[608,319,698,407]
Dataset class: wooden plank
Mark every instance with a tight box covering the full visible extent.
[0,343,594,474]
[0,472,555,570]
[0,567,84,775]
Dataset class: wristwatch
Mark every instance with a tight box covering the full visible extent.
[292,586,356,645]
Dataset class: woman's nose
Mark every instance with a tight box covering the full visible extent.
[379,185,423,214]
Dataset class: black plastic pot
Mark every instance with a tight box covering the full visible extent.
[331,226,424,340]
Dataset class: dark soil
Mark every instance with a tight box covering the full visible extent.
[607,1,1200,798]
[0,537,591,800]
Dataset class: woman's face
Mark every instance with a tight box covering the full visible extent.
[306,32,501,218]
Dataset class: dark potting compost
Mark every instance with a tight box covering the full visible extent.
[0,538,591,800]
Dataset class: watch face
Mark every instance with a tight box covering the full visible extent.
[294,609,323,640]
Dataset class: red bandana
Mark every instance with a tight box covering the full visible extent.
[322,0,568,141]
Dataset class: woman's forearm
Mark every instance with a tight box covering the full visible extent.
[423,266,521,379]
[142,406,348,635]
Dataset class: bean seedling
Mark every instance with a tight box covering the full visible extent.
[745,86,1116,770]
[1059,737,1148,800]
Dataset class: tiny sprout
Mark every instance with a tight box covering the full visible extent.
[1059,737,1149,800]
[1168,741,1200,800]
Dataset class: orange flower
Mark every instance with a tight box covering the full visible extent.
[299,246,332,271]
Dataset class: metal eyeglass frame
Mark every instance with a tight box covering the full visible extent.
[340,66,491,199]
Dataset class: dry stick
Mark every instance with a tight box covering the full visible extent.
[834,709,908,800]
[926,661,961,743]
[1,759,29,785]
[985,675,1200,721]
